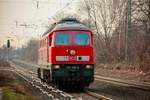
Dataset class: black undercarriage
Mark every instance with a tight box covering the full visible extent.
[37,64,94,89]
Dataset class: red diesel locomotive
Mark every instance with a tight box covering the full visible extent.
[38,18,94,88]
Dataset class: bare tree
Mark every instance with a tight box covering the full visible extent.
[19,38,38,63]
[131,0,150,72]
[80,0,127,63]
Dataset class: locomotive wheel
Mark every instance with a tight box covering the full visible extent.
[43,69,50,83]
[37,68,41,79]
[37,68,51,83]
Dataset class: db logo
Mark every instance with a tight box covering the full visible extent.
[70,49,76,55]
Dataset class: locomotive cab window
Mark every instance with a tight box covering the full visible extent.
[49,37,52,46]
[74,33,89,45]
[55,33,70,45]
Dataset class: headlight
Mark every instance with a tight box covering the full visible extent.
[54,65,60,69]
[86,65,92,69]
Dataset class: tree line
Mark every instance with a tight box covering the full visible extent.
[80,0,150,72]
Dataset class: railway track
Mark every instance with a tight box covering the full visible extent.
[2,65,149,100]
[6,61,113,100]
[0,67,74,100]
[12,59,150,92]
[10,62,75,100]
[95,75,150,91]
[10,60,115,100]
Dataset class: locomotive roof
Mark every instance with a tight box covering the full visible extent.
[52,22,90,31]
[42,18,90,37]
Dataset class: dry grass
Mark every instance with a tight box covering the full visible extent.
[2,87,34,100]
[96,63,150,82]
[0,60,38,100]
[96,63,140,71]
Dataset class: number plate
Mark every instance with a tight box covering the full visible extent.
[69,56,77,61]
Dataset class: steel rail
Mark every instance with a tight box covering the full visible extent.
[85,91,113,100]
[0,67,14,70]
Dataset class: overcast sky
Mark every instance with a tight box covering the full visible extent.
[0,0,82,47]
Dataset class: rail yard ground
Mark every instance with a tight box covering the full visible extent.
[0,60,45,100]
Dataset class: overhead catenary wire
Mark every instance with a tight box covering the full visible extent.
[0,0,58,4]
[49,0,74,19]
[0,0,79,5]
[29,0,75,29]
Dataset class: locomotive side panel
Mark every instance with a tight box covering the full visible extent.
[38,37,49,66]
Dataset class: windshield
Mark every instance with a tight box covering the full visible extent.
[74,33,89,45]
[55,33,70,45]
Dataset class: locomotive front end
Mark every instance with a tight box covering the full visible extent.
[38,18,95,89]
[50,30,94,87]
